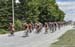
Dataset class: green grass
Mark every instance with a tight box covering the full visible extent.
[50,29,75,47]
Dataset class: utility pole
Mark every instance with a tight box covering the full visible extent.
[12,0,14,25]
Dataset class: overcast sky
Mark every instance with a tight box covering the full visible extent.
[56,0,75,21]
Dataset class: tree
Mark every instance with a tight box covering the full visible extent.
[17,0,40,23]
[0,0,12,29]
[0,0,15,30]
[18,0,65,23]
[0,0,65,32]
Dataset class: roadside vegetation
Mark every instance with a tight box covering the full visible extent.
[50,29,75,47]
[0,0,65,34]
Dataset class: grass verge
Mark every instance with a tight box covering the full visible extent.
[50,29,75,47]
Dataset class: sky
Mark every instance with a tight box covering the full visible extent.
[16,0,75,21]
[56,0,75,21]
[57,0,75,2]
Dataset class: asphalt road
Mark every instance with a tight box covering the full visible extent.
[0,25,73,47]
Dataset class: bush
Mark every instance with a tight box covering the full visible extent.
[15,20,23,31]
[0,29,7,34]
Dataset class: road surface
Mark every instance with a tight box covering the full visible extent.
[0,25,73,47]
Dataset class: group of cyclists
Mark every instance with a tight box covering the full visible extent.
[8,22,67,37]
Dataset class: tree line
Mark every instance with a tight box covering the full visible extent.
[0,0,65,33]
